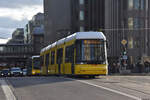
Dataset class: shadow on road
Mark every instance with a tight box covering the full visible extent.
[5,76,74,88]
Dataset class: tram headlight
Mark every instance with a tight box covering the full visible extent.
[48,70,50,73]
[32,71,35,74]
[80,62,84,64]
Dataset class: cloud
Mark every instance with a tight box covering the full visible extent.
[0,27,13,38]
[0,0,43,43]
[0,17,28,28]
[0,39,9,44]
[0,5,43,21]
[0,0,43,8]
[0,17,27,38]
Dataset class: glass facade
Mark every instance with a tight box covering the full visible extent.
[128,18,133,29]
[128,18,144,29]
[134,0,140,9]
[128,0,145,10]
[79,0,84,5]
[141,0,145,10]
[128,0,133,10]
[128,37,133,49]
[80,26,84,31]
[146,0,148,10]
[133,18,140,28]
[79,11,84,21]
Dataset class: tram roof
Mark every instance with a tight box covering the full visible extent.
[77,32,106,40]
[56,38,65,46]
[32,55,40,59]
[41,32,106,53]
[45,45,51,51]
[40,48,45,53]
[66,32,106,42]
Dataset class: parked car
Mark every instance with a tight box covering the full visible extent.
[10,67,23,76]
[22,69,27,76]
[1,69,11,77]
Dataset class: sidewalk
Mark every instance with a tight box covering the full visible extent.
[109,73,150,76]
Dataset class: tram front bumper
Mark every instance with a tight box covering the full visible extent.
[75,65,107,75]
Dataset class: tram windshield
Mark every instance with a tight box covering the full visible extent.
[33,58,41,69]
[76,40,106,64]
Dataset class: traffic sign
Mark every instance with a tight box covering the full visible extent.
[123,55,128,59]
[121,39,127,45]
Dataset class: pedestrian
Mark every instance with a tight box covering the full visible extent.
[108,64,111,75]
[144,61,149,73]
[112,63,116,73]
[116,62,120,73]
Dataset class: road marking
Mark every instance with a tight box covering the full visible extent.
[67,78,141,100]
[0,79,16,100]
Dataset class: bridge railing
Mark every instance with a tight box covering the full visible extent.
[0,44,33,56]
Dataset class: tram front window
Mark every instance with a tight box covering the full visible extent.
[33,58,40,69]
[76,40,106,64]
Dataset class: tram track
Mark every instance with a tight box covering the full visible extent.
[90,77,150,97]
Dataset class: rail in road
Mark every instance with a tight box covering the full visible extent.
[69,77,150,100]
[1,76,150,100]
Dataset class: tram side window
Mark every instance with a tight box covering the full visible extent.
[65,45,74,63]
[45,53,49,67]
[40,56,44,66]
[51,51,55,65]
[57,48,63,64]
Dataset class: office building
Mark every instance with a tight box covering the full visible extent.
[24,13,44,55]
[44,0,105,46]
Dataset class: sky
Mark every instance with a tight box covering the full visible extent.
[0,0,43,44]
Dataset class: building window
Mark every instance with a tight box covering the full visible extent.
[79,0,84,5]
[134,39,140,48]
[128,0,133,10]
[146,0,148,10]
[140,0,145,10]
[128,18,133,29]
[134,0,140,9]
[128,37,133,49]
[79,11,84,21]
[133,18,140,28]
[80,26,84,32]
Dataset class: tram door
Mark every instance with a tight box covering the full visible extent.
[71,45,74,74]
[57,48,63,74]
[45,53,49,75]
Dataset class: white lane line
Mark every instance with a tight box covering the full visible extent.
[67,78,141,100]
[0,79,16,100]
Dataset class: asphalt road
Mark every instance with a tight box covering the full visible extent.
[0,80,6,100]
[1,76,150,100]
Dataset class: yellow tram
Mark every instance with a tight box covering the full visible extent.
[40,32,108,77]
[27,56,41,75]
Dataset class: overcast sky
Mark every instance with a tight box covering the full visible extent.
[0,0,43,43]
